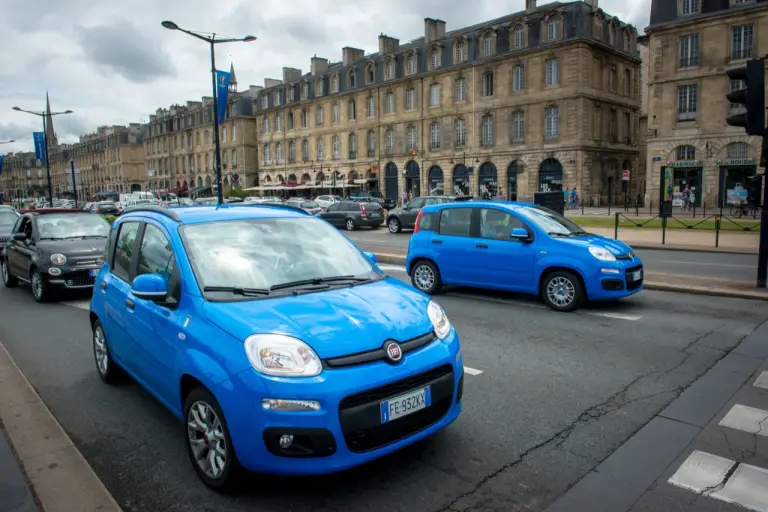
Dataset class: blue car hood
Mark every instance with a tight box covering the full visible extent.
[202,278,434,358]
[555,234,633,256]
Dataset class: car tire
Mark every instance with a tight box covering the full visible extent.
[541,271,584,312]
[30,269,55,303]
[92,319,126,384]
[388,217,402,234]
[410,260,443,294]
[184,387,241,491]
[1,259,18,288]
[345,218,356,231]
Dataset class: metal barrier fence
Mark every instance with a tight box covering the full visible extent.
[613,211,761,249]
[571,200,763,219]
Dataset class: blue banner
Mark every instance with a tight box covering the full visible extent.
[216,70,231,123]
[0,155,4,176]
[33,132,47,164]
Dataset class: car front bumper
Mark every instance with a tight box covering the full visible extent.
[584,260,644,301]
[221,330,463,475]
[43,265,101,289]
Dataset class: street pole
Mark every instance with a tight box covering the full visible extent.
[70,159,78,208]
[756,136,768,287]
[42,115,53,206]
[210,41,224,206]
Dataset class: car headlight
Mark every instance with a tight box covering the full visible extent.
[427,300,452,340]
[244,334,322,377]
[588,246,616,262]
[50,253,67,266]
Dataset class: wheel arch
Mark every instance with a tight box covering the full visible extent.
[407,256,441,277]
[538,266,589,300]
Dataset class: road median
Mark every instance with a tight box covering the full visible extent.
[0,341,122,512]
[363,246,768,302]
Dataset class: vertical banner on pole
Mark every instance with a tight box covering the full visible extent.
[215,70,231,123]
[33,132,47,164]
[0,155,4,176]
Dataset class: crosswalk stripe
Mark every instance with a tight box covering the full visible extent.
[463,366,483,376]
[718,404,768,436]
[754,371,768,390]
[668,450,735,494]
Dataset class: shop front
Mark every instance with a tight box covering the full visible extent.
[507,161,518,201]
[428,165,444,195]
[405,160,420,198]
[385,162,398,201]
[478,162,498,199]
[539,158,563,192]
[718,158,758,208]
[453,164,470,196]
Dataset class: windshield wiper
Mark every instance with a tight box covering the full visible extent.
[270,275,371,291]
[547,232,571,238]
[77,235,107,239]
[203,286,270,296]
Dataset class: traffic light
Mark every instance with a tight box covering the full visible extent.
[726,58,765,136]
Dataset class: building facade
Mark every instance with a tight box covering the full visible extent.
[254,0,641,205]
[644,0,768,210]
[48,124,146,200]
[142,69,260,197]
[0,152,46,203]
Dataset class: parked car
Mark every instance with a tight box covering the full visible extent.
[89,204,462,488]
[318,200,384,230]
[93,201,118,215]
[348,190,395,210]
[406,201,643,312]
[0,208,20,252]
[387,196,472,233]
[314,195,344,210]
[285,199,323,215]
[1,210,110,302]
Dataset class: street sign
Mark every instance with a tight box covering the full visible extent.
[622,170,630,181]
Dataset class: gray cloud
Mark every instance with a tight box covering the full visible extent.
[0,122,36,144]
[76,21,176,83]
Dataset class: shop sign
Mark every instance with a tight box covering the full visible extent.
[668,161,701,168]
[717,159,755,166]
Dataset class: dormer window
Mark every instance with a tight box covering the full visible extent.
[406,52,416,75]
[482,32,494,56]
[547,19,560,41]
[385,58,395,80]
[331,74,339,93]
[430,47,441,70]
[455,40,466,62]
[316,79,324,97]
[288,86,295,102]
[348,69,357,88]
[608,24,616,46]
[623,32,630,52]
[261,94,268,108]
[513,24,526,49]
[365,62,375,85]
[301,81,309,100]
[274,89,281,106]
[681,0,699,15]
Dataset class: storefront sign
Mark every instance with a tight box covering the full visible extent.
[717,159,755,166]
[668,161,701,168]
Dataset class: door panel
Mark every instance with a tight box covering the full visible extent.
[434,207,476,285]
[474,208,536,292]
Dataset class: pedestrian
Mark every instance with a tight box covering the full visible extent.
[570,188,577,209]
[401,189,407,207]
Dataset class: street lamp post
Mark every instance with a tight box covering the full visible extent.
[11,106,72,206]
[161,21,256,206]
[0,140,14,144]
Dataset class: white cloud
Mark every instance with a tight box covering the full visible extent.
[0,0,649,154]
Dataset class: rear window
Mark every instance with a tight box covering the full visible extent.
[417,212,437,231]
[301,201,319,208]
[439,208,472,237]
[363,202,382,210]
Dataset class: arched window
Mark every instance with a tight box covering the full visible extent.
[727,142,749,159]
[406,53,416,75]
[676,145,696,161]
[385,58,395,80]
[455,40,466,62]
[263,144,270,165]
[513,25,525,48]
[430,47,440,69]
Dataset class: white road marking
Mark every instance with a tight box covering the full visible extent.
[754,371,768,390]
[378,264,407,272]
[463,366,483,376]
[60,300,90,311]
[659,260,755,269]
[719,404,768,436]
[668,450,735,494]
[589,312,642,321]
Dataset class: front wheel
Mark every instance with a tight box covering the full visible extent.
[31,270,55,302]
[541,271,584,312]
[410,260,443,294]
[1,259,18,288]
[345,218,356,231]
[388,217,402,234]
[185,387,241,491]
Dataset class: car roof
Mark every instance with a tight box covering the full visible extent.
[421,200,537,213]
[119,203,310,228]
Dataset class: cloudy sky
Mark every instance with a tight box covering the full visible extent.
[0,0,650,155]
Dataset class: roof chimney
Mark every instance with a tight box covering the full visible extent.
[424,18,446,43]
[343,47,365,66]
[378,34,400,55]
[526,0,537,11]
[283,67,302,83]
[311,56,329,75]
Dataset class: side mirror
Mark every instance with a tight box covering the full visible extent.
[510,228,529,241]
[12,232,26,241]
[363,251,377,265]
[131,274,169,302]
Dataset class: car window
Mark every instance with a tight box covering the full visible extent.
[478,208,526,241]
[112,221,141,282]
[37,213,110,240]
[344,202,359,212]
[438,208,472,237]
[11,216,25,234]
[417,211,437,231]
[0,211,19,229]
[326,204,340,212]
[301,201,319,208]
[137,224,175,282]
[365,202,382,210]
[407,198,425,209]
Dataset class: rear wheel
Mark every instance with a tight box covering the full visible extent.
[345,218,356,231]
[388,217,402,234]
[1,259,18,288]
[410,260,442,294]
[93,320,126,384]
[541,271,584,312]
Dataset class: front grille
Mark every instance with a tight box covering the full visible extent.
[625,265,643,291]
[71,256,100,267]
[324,332,437,369]
[66,275,95,287]
[339,364,454,453]
[615,252,635,261]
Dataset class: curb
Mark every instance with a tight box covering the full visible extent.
[0,342,122,512]
[623,242,757,256]
[371,252,768,302]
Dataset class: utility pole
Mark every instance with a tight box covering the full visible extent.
[69,159,78,208]
[725,57,767,287]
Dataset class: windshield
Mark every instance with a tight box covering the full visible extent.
[37,214,111,239]
[182,217,379,293]
[301,201,319,208]
[0,211,19,228]
[516,207,587,236]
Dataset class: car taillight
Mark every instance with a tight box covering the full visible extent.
[360,204,367,219]
[414,210,423,233]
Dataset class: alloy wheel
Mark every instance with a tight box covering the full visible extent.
[346,219,355,230]
[414,264,435,292]
[32,273,43,300]
[546,276,575,308]
[93,325,108,376]
[388,218,400,233]
[187,401,228,479]
[1,261,7,284]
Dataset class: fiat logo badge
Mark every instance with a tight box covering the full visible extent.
[385,342,403,362]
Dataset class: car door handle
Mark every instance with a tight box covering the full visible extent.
[125,298,134,310]
[431,239,442,245]
[99,281,107,290]
[476,243,488,249]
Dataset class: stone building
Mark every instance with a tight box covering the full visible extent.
[0,152,46,202]
[142,66,260,196]
[643,0,768,210]
[254,0,641,205]
[48,124,146,200]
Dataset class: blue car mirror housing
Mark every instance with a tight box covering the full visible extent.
[131,273,169,301]
[363,251,377,265]
[510,228,529,239]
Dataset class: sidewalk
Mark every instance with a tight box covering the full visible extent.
[363,244,768,301]
[591,227,759,254]
[0,342,121,512]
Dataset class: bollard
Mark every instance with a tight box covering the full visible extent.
[662,216,667,245]
[614,212,620,240]
[715,215,721,248]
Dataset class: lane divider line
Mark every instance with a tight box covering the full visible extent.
[463,366,483,376]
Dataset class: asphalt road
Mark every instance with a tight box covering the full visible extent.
[345,229,759,283]
[0,277,766,512]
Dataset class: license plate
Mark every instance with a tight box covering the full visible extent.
[370,213,381,218]
[631,270,642,281]
[380,386,431,424]
[89,269,98,277]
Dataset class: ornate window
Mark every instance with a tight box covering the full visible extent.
[385,58,395,80]
[365,62,375,85]
[455,39,467,63]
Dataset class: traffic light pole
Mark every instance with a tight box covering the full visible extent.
[758,136,768,288]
